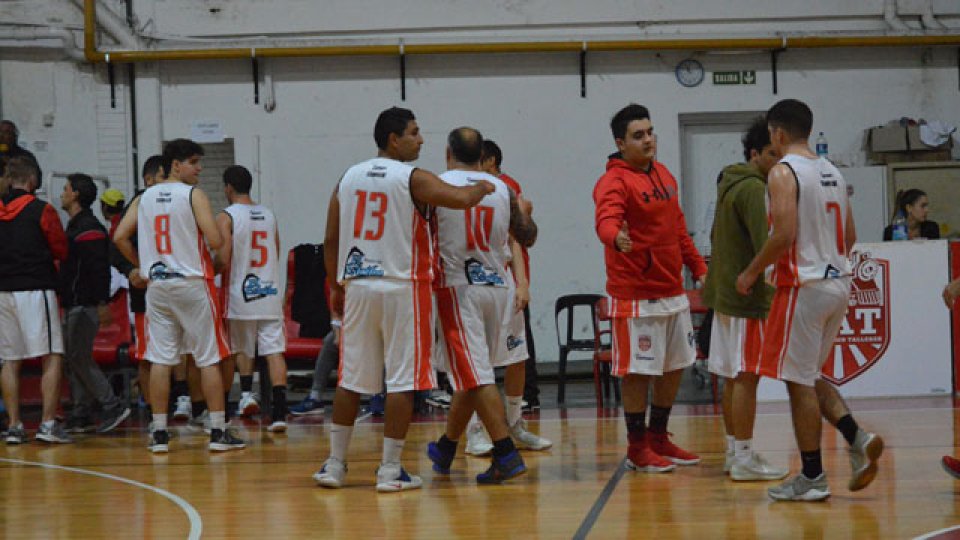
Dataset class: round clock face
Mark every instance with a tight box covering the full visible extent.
[675,59,704,87]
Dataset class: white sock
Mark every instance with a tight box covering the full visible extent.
[468,412,481,431]
[725,434,735,454]
[382,437,405,466]
[506,395,523,427]
[152,414,167,432]
[209,411,226,430]
[329,423,354,463]
[241,391,251,398]
[309,390,321,400]
[41,419,55,430]
[734,439,752,462]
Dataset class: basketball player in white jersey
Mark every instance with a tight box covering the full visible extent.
[114,138,244,453]
[736,99,879,501]
[314,107,494,492]
[215,165,289,432]
[426,127,539,484]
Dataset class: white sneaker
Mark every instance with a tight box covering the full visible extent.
[376,463,422,492]
[238,392,261,417]
[730,453,790,481]
[188,410,211,434]
[314,458,347,488]
[173,396,192,421]
[509,418,552,451]
[267,420,287,433]
[465,422,493,456]
[724,450,734,474]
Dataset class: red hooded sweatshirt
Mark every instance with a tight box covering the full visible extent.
[593,155,706,302]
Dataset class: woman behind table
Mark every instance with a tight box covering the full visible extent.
[883,189,939,241]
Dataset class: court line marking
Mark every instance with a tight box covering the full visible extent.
[914,524,960,539]
[0,457,202,540]
[572,456,627,540]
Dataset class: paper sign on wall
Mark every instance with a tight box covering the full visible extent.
[190,120,224,143]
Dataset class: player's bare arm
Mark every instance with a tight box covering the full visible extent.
[844,199,857,255]
[410,168,494,209]
[944,278,960,309]
[323,186,344,317]
[213,211,233,274]
[113,196,140,268]
[191,188,223,250]
[508,189,538,248]
[736,163,798,295]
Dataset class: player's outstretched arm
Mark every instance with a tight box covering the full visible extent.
[736,163,797,295]
[508,189,537,248]
[113,196,140,268]
[213,211,233,274]
[191,188,223,251]
[410,168,494,209]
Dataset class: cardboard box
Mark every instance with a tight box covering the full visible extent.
[868,149,952,165]
[868,125,951,153]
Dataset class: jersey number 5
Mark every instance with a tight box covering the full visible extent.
[353,190,388,241]
[825,202,845,255]
[465,206,494,252]
[251,231,269,268]
[155,214,172,255]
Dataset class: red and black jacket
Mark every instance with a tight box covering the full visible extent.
[59,208,111,308]
[0,189,67,292]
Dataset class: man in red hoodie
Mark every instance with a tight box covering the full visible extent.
[593,104,707,472]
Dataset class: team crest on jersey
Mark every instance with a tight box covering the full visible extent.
[242,274,278,302]
[148,262,183,281]
[464,258,504,286]
[822,251,891,385]
[637,335,652,352]
[506,334,525,351]
[343,247,384,279]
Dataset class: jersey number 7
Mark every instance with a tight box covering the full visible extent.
[825,202,845,255]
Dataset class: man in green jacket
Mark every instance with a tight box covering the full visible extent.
[703,116,788,481]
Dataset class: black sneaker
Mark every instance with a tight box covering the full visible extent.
[65,416,96,434]
[149,430,170,453]
[476,449,527,485]
[522,397,541,412]
[97,406,131,434]
[209,427,246,451]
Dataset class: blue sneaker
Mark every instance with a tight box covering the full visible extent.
[364,393,385,417]
[428,441,455,474]
[290,396,325,417]
[476,449,527,485]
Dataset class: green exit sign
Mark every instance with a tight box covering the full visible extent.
[713,70,757,85]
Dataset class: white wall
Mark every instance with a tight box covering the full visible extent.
[2,1,959,360]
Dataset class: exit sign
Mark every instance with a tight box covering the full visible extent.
[713,70,757,85]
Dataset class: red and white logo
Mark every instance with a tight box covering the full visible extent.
[822,251,891,385]
[637,335,652,352]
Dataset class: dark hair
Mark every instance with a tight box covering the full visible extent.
[0,119,18,137]
[482,139,503,168]
[767,99,813,140]
[67,173,97,208]
[895,188,927,216]
[448,127,484,164]
[4,156,39,188]
[610,104,651,140]
[742,115,771,162]
[223,165,253,194]
[373,107,415,150]
[142,155,164,179]
[161,139,204,176]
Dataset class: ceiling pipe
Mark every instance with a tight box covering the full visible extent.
[920,1,948,30]
[0,26,85,61]
[73,0,140,56]
[81,0,960,64]
[884,0,911,31]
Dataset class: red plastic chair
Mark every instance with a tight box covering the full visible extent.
[592,297,620,407]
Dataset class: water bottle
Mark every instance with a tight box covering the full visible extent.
[815,132,828,158]
[891,210,908,241]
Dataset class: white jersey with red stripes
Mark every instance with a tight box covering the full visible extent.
[137,181,214,281]
[336,157,432,283]
[770,154,851,287]
[223,203,282,320]
[434,170,511,289]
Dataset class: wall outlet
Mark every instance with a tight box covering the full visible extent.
[42,113,55,127]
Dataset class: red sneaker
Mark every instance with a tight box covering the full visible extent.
[626,442,676,473]
[942,456,960,479]
[647,432,700,465]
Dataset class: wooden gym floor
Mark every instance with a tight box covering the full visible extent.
[3,394,960,539]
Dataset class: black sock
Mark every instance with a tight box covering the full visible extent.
[836,414,859,446]
[224,392,233,422]
[801,449,823,479]
[171,380,188,398]
[144,405,153,417]
[625,411,646,442]
[492,437,516,458]
[648,405,671,435]
[438,434,458,455]
[192,400,206,419]
[271,385,287,420]
[240,375,254,393]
